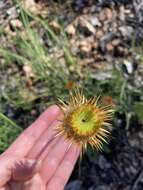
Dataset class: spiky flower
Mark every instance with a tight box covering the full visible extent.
[56,88,114,154]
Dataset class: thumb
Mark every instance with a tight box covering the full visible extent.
[0,155,41,187]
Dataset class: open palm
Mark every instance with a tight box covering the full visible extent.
[0,105,80,190]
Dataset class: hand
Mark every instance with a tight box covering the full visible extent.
[0,105,80,190]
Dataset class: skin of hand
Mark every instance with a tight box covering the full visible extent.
[0,105,80,190]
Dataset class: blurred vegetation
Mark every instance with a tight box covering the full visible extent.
[0,5,83,108]
[0,112,22,153]
[0,4,143,153]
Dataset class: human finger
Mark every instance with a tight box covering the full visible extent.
[46,144,80,190]
[0,156,41,187]
[22,174,46,190]
[5,105,61,157]
[0,184,10,190]
[12,159,42,181]
[27,120,61,160]
[40,137,71,183]
[0,156,16,187]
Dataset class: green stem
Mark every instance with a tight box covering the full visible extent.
[0,112,19,129]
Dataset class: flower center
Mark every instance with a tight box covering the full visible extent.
[81,109,93,123]
[70,104,99,137]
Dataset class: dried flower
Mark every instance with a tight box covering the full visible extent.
[56,88,114,155]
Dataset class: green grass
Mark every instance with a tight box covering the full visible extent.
[0,4,82,108]
[0,112,22,153]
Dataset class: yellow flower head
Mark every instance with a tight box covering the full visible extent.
[56,88,114,155]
